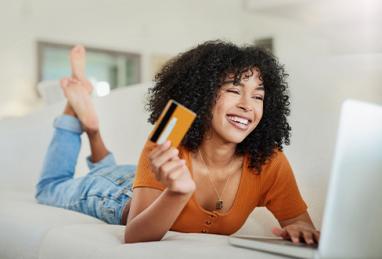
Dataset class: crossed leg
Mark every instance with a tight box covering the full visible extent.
[61,45,109,163]
[35,45,132,224]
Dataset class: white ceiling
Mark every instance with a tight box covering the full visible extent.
[243,0,382,54]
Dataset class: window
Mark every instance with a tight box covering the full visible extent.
[37,41,141,91]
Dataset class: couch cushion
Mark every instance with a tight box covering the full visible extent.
[0,192,279,259]
[0,83,153,192]
[39,224,284,259]
[0,191,104,259]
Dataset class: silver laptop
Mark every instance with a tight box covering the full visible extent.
[229,99,382,259]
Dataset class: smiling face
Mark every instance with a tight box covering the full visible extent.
[208,68,265,144]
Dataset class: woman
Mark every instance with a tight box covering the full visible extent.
[35,41,319,245]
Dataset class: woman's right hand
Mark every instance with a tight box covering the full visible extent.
[148,141,196,194]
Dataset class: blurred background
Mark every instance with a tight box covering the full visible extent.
[0,0,381,228]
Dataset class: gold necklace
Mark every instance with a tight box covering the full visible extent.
[198,149,235,210]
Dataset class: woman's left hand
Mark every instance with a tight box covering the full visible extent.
[272,221,320,245]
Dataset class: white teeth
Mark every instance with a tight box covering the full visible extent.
[227,116,249,125]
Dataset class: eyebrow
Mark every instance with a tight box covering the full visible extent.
[223,80,265,91]
[236,83,265,92]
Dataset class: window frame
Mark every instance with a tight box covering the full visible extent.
[36,41,141,89]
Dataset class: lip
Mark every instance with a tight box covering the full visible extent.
[226,113,253,123]
[226,114,252,131]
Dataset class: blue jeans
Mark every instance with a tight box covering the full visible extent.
[35,115,136,225]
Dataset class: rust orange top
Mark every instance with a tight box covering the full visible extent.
[132,141,307,235]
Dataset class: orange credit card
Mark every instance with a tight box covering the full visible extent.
[149,100,196,148]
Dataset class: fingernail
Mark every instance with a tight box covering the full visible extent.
[292,237,299,243]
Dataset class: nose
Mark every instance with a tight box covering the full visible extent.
[237,95,253,112]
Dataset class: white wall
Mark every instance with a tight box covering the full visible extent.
[0,0,381,230]
[0,0,246,118]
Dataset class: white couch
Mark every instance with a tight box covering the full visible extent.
[0,83,292,259]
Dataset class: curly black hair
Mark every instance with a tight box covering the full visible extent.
[146,40,291,173]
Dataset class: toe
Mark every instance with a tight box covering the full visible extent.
[60,78,69,88]
[71,44,85,56]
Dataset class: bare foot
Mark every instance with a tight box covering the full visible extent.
[62,45,96,127]
[63,102,76,117]
[63,45,93,117]
[60,77,99,133]
[70,45,85,78]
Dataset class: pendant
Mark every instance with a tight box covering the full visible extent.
[216,200,223,210]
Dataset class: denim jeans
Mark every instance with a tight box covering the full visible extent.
[35,115,136,225]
